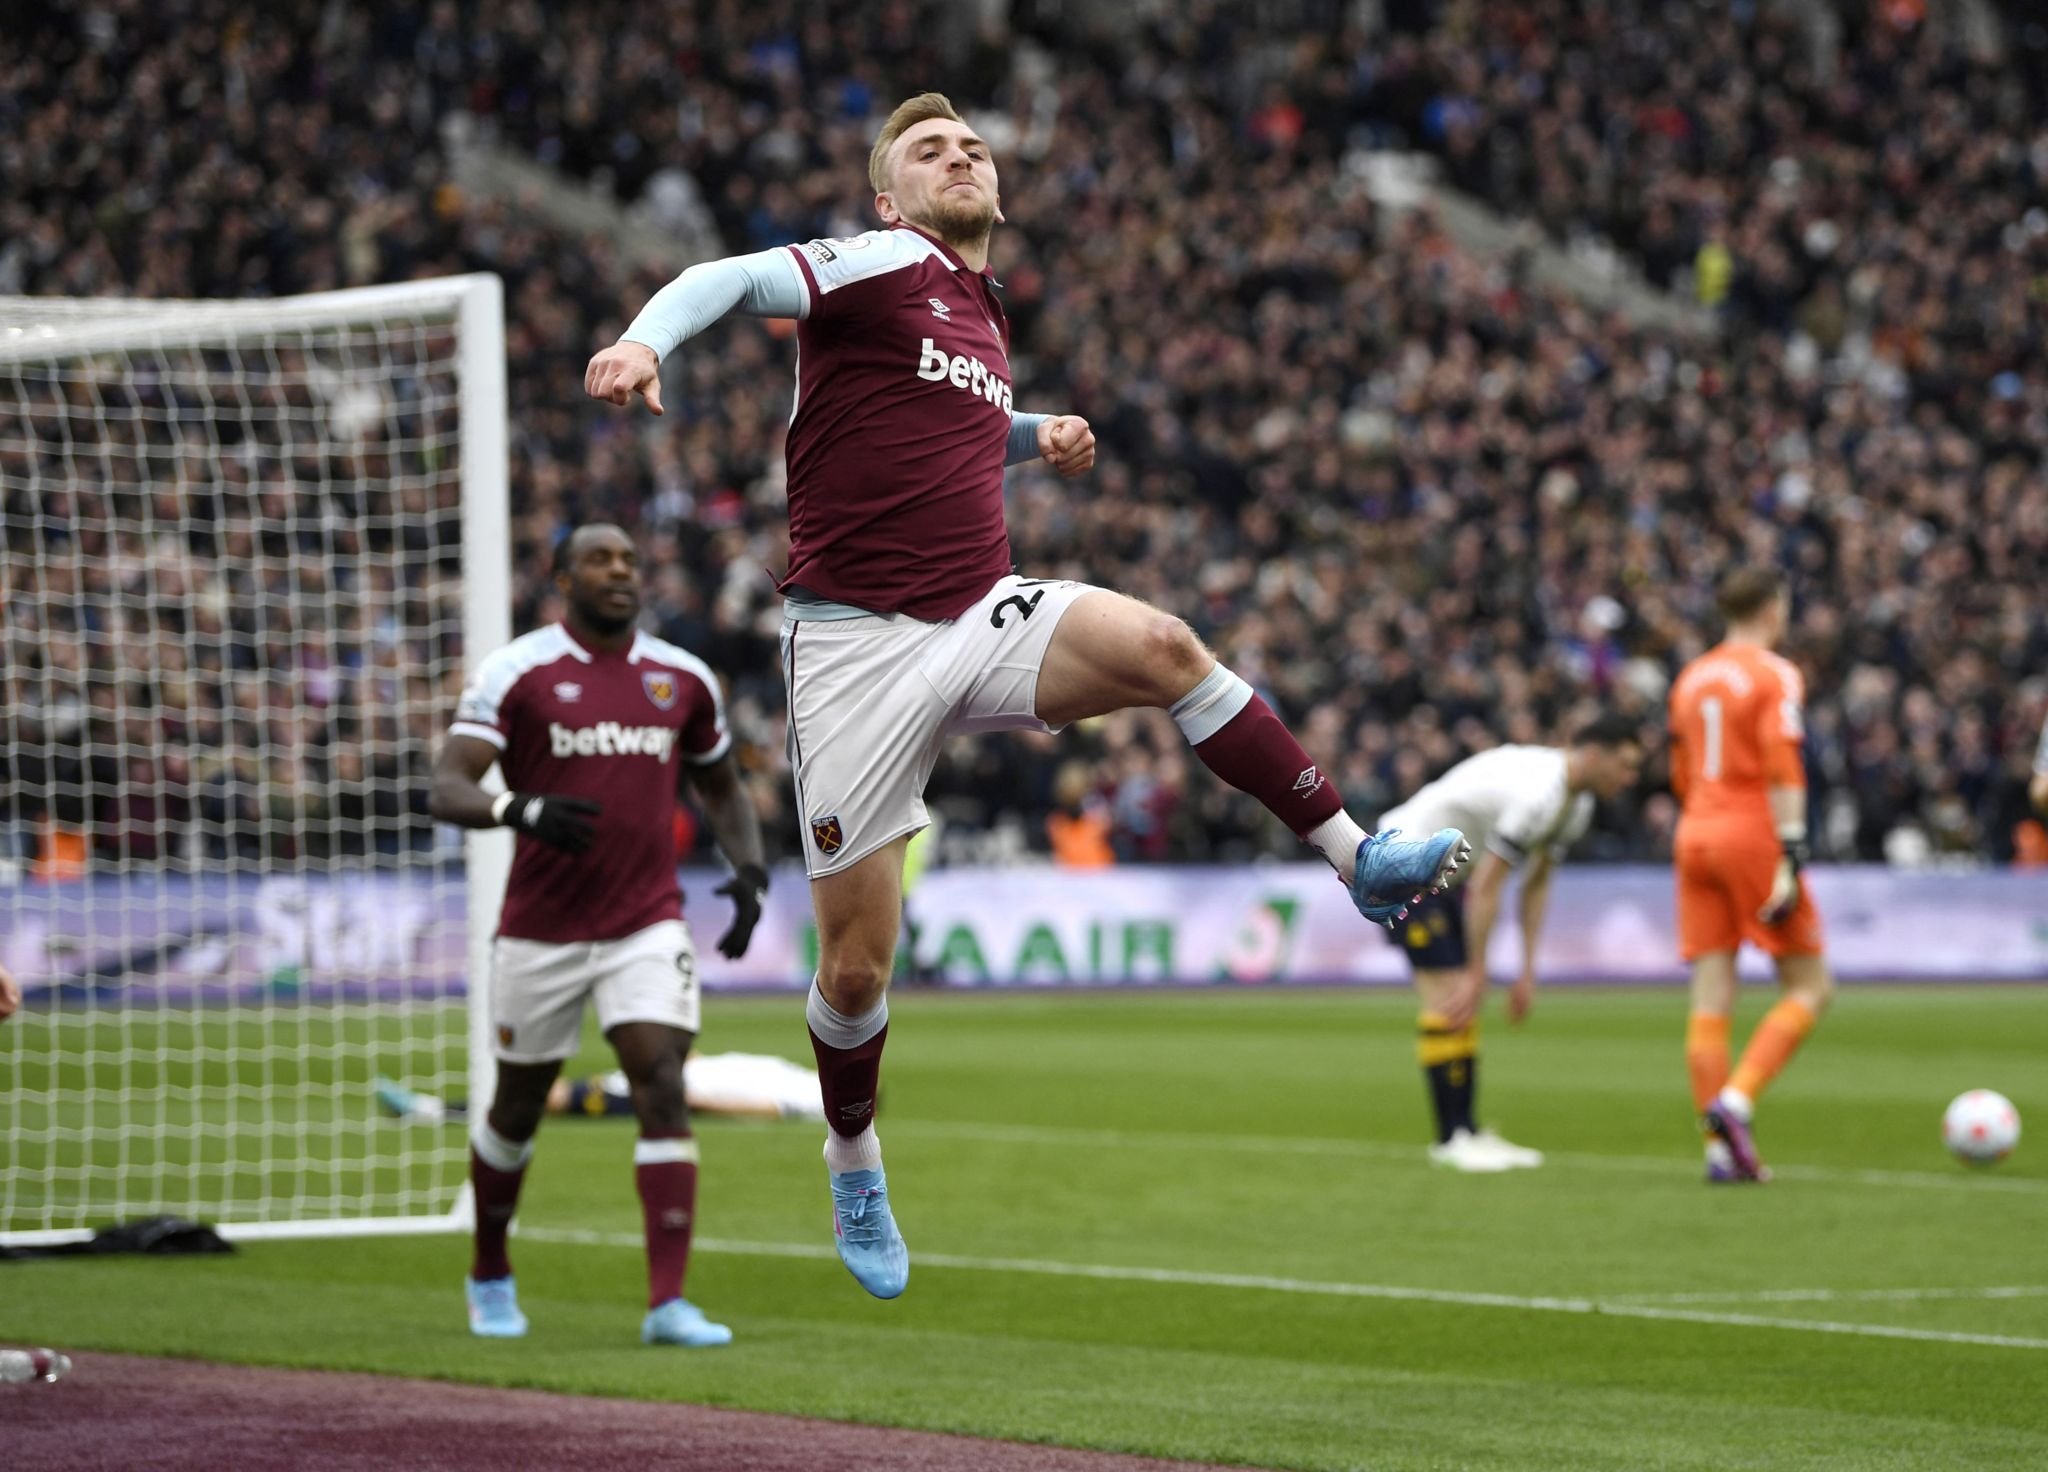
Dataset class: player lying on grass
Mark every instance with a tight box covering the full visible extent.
[1378,716,1645,1171]
[430,524,769,1346]
[376,1051,827,1125]
[585,92,1469,1302]
[1668,568,1835,1183]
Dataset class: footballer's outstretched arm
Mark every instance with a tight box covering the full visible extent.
[587,249,808,414]
[430,733,600,854]
[587,243,1091,471]
[682,752,769,959]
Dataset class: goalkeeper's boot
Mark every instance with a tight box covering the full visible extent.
[466,1275,528,1338]
[829,1166,909,1300]
[1702,1104,1769,1182]
[1350,828,1471,927]
[641,1298,732,1347]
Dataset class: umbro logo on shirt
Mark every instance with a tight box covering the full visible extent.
[928,298,952,321]
[554,682,582,703]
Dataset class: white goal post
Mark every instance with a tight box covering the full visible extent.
[0,275,509,1245]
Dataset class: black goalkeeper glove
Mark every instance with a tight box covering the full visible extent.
[713,862,769,959]
[495,792,602,854]
[1759,830,1811,926]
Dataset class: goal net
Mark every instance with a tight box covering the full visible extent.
[0,276,509,1244]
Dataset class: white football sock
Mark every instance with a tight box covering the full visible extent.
[1716,1086,1755,1123]
[472,1119,534,1172]
[824,1124,883,1175]
[807,980,888,1048]
[1168,663,1254,743]
[1306,810,1369,881]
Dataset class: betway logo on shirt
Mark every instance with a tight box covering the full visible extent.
[549,722,677,761]
[916,338,1013,411]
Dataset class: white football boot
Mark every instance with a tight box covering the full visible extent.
[1427,1128,1516,1173]
[1471,1128,1544,1168]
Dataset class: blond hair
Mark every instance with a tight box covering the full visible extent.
[869,92,965,194]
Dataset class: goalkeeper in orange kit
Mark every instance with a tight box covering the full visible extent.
[1666,569,1834,1183]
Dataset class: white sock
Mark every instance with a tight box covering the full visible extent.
[807,980,889,1048]
[1168,663,1254,744]
[472,1119,534,1172]
[823,1124,883,1175]
[1716,1086,1755,1124]
[1306,810,1369,881]
[1704,1139,1735,1169]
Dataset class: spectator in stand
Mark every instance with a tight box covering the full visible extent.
[1046,762,1115,869]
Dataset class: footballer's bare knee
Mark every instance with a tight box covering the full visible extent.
[809,838,907,1016]
[816,950,891,1016]
[614,1034,686,1096]
[1779,954,1834,1013]
[1687,953,1738,1015]
[1412,969,1461,1016]
[486,1093,549,1144]
[1039,592,1209,723]
[486,1059,561,1142]
[623,1058,687,1134]
[1138,612,1212,705]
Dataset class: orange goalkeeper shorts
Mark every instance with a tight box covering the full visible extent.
[1675,824,1824,961]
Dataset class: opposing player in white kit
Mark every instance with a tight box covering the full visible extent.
[1379,716,1644,1170]
[585,93,1468,1300]
[430,524,769,1345]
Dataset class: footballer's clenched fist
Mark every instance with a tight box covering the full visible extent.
[586,341,665,415]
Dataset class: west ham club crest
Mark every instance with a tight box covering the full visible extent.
[642,671,678,710]
[810,814,845,856]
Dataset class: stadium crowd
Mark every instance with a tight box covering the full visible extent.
[2,0,2045,873]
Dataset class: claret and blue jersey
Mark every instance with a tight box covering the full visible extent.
[779,224,1020,621]
[451,625,729,943]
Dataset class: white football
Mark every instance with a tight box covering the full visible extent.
[1943,1090,2020,1166]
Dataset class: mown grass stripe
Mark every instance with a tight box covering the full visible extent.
[519,1228,2048,1351]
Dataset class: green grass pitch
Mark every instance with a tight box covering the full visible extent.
[5,984,2046,1470]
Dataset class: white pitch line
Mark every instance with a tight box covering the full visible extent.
[1607,1285,2048,1306]
[883,1120,2048,1195]
[518,1228,2048,1351]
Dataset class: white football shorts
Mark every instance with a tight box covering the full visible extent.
[490,918,700,1064]
[781,573,1097,877]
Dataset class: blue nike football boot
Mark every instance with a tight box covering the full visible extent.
[1349,828,1471,927]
